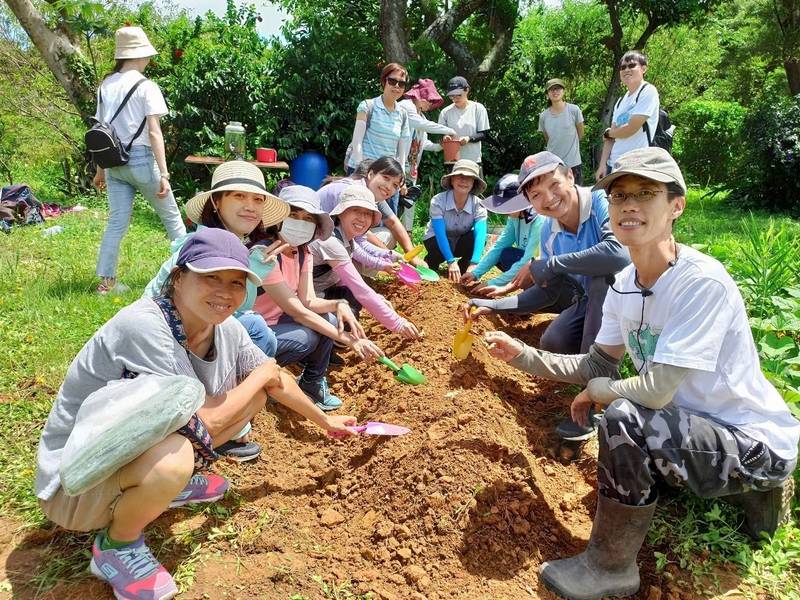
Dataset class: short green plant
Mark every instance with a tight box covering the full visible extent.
[311,575,374,600]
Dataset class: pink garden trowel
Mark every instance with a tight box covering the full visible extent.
[329,421,411,438]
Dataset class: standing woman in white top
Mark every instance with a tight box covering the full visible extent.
[595,50,660,181]
[538,78,585,185]
[92,27,186,294]
[429,76,490,176]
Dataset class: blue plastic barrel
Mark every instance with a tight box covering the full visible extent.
[290,151,329,191]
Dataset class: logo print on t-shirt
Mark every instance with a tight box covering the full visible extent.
[628,323,659,365]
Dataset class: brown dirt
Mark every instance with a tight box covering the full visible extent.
[1,280,747,600]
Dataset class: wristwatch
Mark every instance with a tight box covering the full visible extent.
[603,128,612,140]
[160,172,171,180]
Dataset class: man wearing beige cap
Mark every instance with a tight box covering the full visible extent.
[485,148,799,600]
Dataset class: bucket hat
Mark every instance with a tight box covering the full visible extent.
[279,185,334,240]
[517,152,565,190]
[114,26,158,60]
[440,159,487,195]
[403,79,445,110]
[184,161,289,228]
[329,185,382,228]
[481,173,531,214]
[176,228,262,286]
[594,147,687,195]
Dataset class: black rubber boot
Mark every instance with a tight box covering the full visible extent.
[724,477,795,540]
[539,494,656,600]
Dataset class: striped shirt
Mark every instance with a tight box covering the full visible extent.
[347,96,410,168]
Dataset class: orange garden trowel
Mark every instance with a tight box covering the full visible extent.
[452,307,476,360]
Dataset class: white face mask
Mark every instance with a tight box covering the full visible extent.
[279,217,317,246]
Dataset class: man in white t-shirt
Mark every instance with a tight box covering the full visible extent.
[428,76,490,173]
[596,50,660,181]
[485,148,799,600]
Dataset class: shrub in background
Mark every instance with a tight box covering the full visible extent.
[725,94,800,213]
[672,99,746,185]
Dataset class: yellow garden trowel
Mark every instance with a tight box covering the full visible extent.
[402,244,425,262]
[452,307,476,360]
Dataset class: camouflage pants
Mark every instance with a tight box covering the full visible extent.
[598,398,796,506]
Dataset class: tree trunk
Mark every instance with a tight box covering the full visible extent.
[772,0,800,94]
[380,0,516,79]
[786,58,800,95]
[380,0,413,64]
[4,0,94,118]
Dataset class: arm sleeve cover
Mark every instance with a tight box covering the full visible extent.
[332,262,404,331]
[432,218,455,262]
[587,363,690,409]
[508,342,621,384]
[545,217,630,277]
[470,218,488,264]
[350,119,367,165]
[351,237,392,270]
[408,111,456,136]
[469,130,489,143]
[472,220,514,278]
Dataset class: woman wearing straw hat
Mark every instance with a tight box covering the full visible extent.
[254,186,384,411]
[538,78,585,184]
[461,173,543,297]
[93,26,187,294]
[310,185,421,340]
[422,159,488,282]
[144,160,290,461]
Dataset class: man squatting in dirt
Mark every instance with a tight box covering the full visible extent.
[465,150,631,441]
[484,147,800,600]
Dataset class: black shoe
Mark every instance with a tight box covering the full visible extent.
[556,415,597,442]
[215,440,262,462]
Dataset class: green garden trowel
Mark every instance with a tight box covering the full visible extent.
[378,356,427,385]
[414,265,440,282]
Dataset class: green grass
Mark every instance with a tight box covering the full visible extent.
[0,189,799,596]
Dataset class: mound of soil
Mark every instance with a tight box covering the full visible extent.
[1,280,713,600]
[183,280,685,600]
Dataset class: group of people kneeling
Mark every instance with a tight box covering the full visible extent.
[35,147,798,600]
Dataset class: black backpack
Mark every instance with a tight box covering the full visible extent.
[615,83,674,154]
[85,78,147,169]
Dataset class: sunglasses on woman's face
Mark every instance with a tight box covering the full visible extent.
[386,76,407,89]
[619,62,640,71]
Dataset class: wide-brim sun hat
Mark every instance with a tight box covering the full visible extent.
[593,147,687,195]
[184,160,289,228]
[114,26,159,60]
[517,151,565,191]
[481,173,531,214]
[329,185,382,228]
[279,185,334,240]
[441,159,487,195]
[176,228,262,286]
[403,79,445,110]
